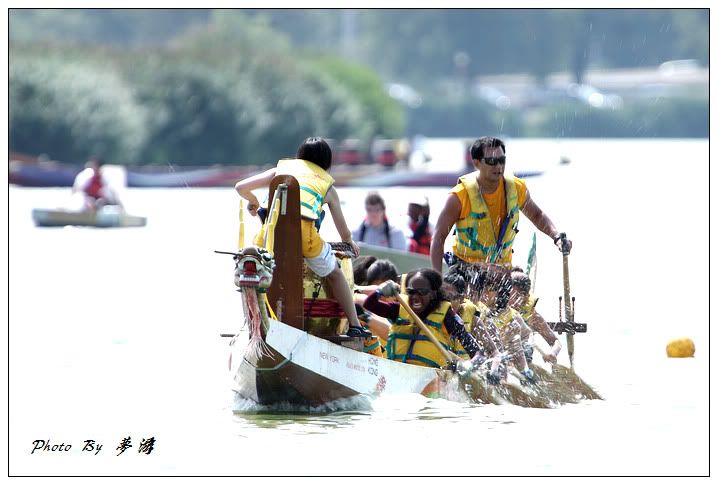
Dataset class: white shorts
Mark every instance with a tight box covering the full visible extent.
[305,241,338,277]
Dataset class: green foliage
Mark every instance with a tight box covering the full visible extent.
[406,98,519,138]
[8,9,709,165]
[9,8,211,46]
[529,97,708,138]
[310,56,405,139]
[9,10,403,165]
[10,9,709,89]
[127,61,257,165]
[9,53,147,163]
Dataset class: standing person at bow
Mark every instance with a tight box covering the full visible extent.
[353,192,407,250]
[430,136,572,275]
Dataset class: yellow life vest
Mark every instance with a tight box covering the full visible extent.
[386,297,453,368]
[400,273,408,293]
[451,299,478,358]
[275,158,334,220]
[515,295,539,322]
[452,173,520,264]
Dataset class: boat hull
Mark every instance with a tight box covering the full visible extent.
[32,208,147,228]
[230,319,454,408]
[229,319,602,409]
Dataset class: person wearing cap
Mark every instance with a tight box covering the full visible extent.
[353,192,407,250]
[406,195,432,255]
[430,136,572,274]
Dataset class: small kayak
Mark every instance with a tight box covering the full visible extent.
[31,207,147,228]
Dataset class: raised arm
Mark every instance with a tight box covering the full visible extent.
[325,186,360,255]
[234,168,277,216]
[430,193,462,272]
[520,191,572,254]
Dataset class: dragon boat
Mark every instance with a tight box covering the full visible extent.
[221,175,600,410]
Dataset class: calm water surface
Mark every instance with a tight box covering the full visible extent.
[8,139,709,476]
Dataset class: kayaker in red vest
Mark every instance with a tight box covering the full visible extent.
[72,157,123,210]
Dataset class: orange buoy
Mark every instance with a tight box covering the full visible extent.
[666,338,695,358]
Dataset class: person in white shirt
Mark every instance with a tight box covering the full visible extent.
[71,157,123,210]
[352,192,407,250]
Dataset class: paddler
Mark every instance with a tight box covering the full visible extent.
[430,136,572,276]
[509,268,562,364]
[363,268,488,370]
[234,136,371,339]
[481,270,537,384]
[443,270,503,384]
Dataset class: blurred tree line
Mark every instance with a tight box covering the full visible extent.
[9,8,708,165]
[10,10,403,165]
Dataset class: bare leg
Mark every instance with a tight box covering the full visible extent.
[325,266,361,328]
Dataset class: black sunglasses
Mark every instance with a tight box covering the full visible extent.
[406,287,432,296]
[481,156,506,166]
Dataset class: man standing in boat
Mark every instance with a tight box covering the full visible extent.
[430,136,572,274]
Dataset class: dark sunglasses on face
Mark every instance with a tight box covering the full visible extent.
[481,156,506,166]
[448,293,465,301]
[406,287,432,296]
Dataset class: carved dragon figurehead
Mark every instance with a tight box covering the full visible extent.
[233,246,275,290]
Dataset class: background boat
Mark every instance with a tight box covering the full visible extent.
[31,207,147,228]
[357,242,442,274]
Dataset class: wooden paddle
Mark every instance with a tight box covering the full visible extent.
[530,343,602,401]
[559,233,575,369]
[394,289,549,405]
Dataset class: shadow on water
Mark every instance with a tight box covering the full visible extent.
[233,411,369,434]
[231,393,374,433]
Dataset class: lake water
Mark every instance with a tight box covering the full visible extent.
[7,138,710,476]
